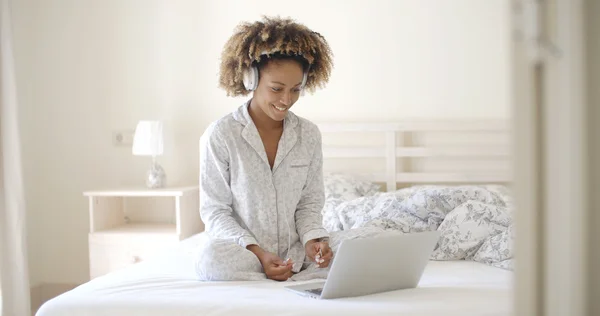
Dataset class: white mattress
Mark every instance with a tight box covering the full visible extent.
[37,235,514,316]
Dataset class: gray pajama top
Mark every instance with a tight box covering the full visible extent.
[199,100,329,271]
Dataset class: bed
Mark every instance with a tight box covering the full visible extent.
[37,119,514,316]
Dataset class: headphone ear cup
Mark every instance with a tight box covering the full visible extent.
[243,66,259,91]
[300,71,308,96]
[301,71,308,88]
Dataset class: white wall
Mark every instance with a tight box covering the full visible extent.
[10,0,510,286]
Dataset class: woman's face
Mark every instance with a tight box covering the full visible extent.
[252,59,305,122]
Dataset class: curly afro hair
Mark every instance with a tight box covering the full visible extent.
[218,16,334,97]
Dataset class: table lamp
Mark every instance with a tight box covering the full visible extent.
[132,120,166,189]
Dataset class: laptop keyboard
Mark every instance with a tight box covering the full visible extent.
[306,288,323,296]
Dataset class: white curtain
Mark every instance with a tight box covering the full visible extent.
[0,0,31,314]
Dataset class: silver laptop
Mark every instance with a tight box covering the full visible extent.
[285,230,440,299]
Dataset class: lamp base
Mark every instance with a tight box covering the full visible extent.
[146,161,166,189]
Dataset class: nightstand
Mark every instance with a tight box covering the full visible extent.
[83,186,203,279]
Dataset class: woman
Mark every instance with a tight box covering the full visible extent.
[196,16,335,281]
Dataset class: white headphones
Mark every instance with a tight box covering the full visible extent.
[242,61,309,91]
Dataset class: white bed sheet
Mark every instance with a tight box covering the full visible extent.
[37,235,514,316]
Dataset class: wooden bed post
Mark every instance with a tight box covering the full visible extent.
[385,130,397,192]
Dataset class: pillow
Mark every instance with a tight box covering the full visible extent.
[323,172,381,201]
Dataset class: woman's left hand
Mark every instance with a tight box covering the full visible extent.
[305,239,333,268]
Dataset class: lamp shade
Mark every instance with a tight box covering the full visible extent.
[132,121,164,156]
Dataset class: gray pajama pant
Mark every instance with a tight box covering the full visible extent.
[194,227,389,282]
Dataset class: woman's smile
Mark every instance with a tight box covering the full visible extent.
[272,104,288,112]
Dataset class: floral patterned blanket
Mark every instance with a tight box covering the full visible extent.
[321,184,515,270]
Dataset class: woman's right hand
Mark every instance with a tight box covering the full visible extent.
[247,245,293,281]
[259,251,294,281]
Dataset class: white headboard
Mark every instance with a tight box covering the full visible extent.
[316,119,511,191]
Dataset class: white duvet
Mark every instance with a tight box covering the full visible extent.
[37,183,515,316]
[37,233,513,316]
[322,184,515,270]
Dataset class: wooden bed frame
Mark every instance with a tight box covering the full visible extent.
[317,119,511,191]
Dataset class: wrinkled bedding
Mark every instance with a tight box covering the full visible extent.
[321,183,515,270]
